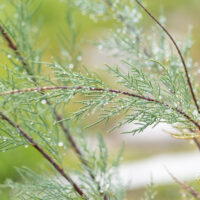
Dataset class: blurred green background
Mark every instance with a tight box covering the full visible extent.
[0,0,200,199]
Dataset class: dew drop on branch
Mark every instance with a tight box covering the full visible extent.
[69,64,74,70]
[58,142,63,147]
[193,110,198,116]
[98,45,103,50]
[41,99,47,105]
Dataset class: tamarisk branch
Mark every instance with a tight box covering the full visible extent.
[0,111,86,198]
[1,85,200,133]
[0,23,107,199]
[135,0,200,113]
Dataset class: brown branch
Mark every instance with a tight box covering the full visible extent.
[0,24,89,166]
[167,169,200,200]
[1,86,200,131]
[0,25,17,51]
[135,0,199,113]
[1,15,200,198]
[54,111,93,172]
[0,24,89,169]
[104,0,200,137]
[0,24,107,198]
[0,25,35,79]
[193,138,200,151]
[3,85,200,157]
[0,111,86,198]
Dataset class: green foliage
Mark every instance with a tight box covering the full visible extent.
[141,179,157,200]
[0,0,200,199]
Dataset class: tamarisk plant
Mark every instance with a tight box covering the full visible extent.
[0,0,200,199]
[0,1,123,200]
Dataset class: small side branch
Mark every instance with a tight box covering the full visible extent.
[0,25,34,78]
[54,111,92,170]
[1,86,200,131]
[0,24,107,199]
[0,111,86,198]
[167,169,200,200]
[135,0,199,113]
[193,138,200,151]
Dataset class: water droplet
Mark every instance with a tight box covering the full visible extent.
[7,54,11,59]
[69,64,74,70]
[193,110,198,116]
[25,144,29,148]
[61,50,69,57]
[98,45,103,50]
[58,142,63,147]
[105,183,110,189]
[41,99,47,105]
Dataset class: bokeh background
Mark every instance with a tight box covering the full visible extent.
[0,0,200,199]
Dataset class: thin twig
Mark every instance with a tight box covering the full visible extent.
[1,86,200,131]
[54,111,93,173]
[135,0,199,113]
[0,111,86,198]
[0,25,35,80]
[167,169,200,200]
[104,0,200,138]
[193,138,200,151]
[0,24,107,198]
[0,24,88,166]
[0,23,94,176]
[135,0,200,150]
